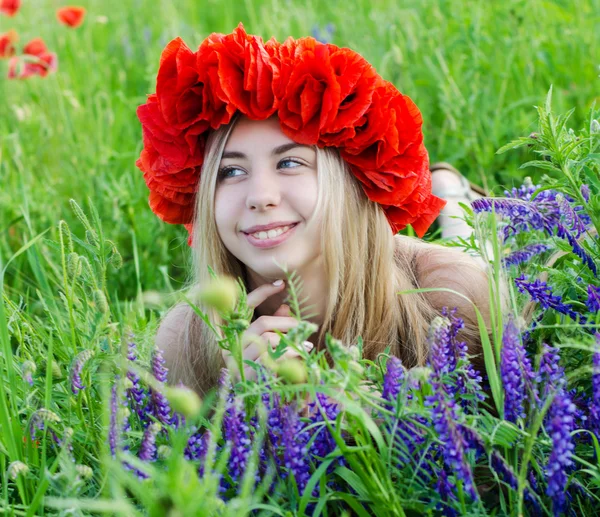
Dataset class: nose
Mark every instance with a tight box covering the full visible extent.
[245,169,281,211]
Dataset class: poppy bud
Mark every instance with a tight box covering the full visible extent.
[164,386,202,419]
[93,290,109,314]
[66,252,82,278]
[198,276,239,314]
[277,358,307,384]
[230,318,250,332]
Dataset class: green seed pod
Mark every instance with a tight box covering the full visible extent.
[165,386,202,419]
[75,465,93,479]
[58,220,73,254]
[277,358,307,384]
[51,360,63,379]
[66,252,82,278]
[93,290,109,314]
[198,276,239,314]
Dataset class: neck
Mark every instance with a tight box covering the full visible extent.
[245,256,327,338]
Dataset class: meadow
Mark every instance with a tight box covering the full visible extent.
[1,0,600,515]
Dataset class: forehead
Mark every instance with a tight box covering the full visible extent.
[224,115,296,151]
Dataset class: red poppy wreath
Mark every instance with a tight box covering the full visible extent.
[135,22,446,246]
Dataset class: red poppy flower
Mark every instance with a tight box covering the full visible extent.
[156,37,234,131]
[0,29,18,58]
[56,6,86,28]
[8,38,58,79]
[0,0,20,17]
[202,23,278,120]
[136,94,206,223]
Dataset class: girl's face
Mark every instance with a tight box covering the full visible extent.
[214,115,323,282]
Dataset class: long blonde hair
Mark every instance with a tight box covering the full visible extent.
[165,114,491,396]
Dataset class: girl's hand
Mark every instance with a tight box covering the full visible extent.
[222,281,315,381]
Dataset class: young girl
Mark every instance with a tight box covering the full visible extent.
[138,24,494,396]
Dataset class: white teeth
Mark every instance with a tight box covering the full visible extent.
[250,224,292,240]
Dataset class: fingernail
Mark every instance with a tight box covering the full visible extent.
[273,279,284,286]
[303,341,314,350]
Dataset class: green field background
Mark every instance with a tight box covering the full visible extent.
[1,0,599,304]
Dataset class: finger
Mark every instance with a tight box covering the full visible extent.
[273,303,291,317]
[246,280,287,310]
[247,316,301,337]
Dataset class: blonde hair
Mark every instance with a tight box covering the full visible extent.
[164,114,491,396]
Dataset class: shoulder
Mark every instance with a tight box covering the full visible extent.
[393,234,491,324]
[155,302,192,360]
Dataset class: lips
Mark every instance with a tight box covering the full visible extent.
[243,222,299,249]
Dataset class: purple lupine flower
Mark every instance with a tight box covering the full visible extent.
[70,350,94,395]
[427,384,478,500]
[535,344,566,404]
[581,184,590,203]
[590,333,600,437]
[587,285,600,313]
[126,340,149,420]
[441,307,485,405]
[555,222,597,275]
[222,398,253,484]
[428,317,455,377]
[185,428,210,461]
[557,194,587,238]
[545,388,577,516]
[382,356,405,403]
[500,317,535,422]
[308,392,340,460]
[503,243,551,268]
[435,468,458,517]
[281,404,311,494]
[149,348,172,426]
[139,422,161,462]
[515,275,586,324]
[262,391,284,453]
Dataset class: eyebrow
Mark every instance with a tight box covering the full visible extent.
[221,143,313,160]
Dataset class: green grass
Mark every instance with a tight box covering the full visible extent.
[1,0,598,301]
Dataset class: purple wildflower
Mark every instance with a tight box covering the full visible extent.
[185,428,211,461]
[382,356,405,404]
[70,349,94,395]
[555,222,597,275]
[435,469,458,517]
[222,398,253,484]
[308,392,340,459]
[263,391,284,453]
[503,243,550,268]
[581,184,590,203]
[149,348,172,426]
[22,360,35,387]
[545,388,577,516]
[557,193,587,238]
[515,275,585,324]
[500,317,535,422]
[427,384,478,500]
[587,285,600,313]
[428,317,455,377]
[535,344,565,403]
[281,404,311,494]
[138,422,161,462]
[126,340,148,420]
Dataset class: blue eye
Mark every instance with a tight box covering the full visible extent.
[218,159,303,179]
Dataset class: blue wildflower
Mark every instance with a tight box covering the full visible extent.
[590,333,600,438]
[535,344,566,404]
[581,184,590,203]
[435,468,459,516]
[587,285,600,313]
[126,340,149,420]
[281,404,311,494]
[222,398,253,486]
[149,348,172,426]
[428,317,455,377]
[138,422,161,462]
[382,356,405,404]
[500,317,535,422]
[70,350,94,395]
[503,243,551,268]
[515,275,586,324]
[545,388,577,516]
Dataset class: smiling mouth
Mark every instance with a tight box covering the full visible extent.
[243,222,299,248]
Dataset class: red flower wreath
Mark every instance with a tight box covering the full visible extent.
[135,22,446,246]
